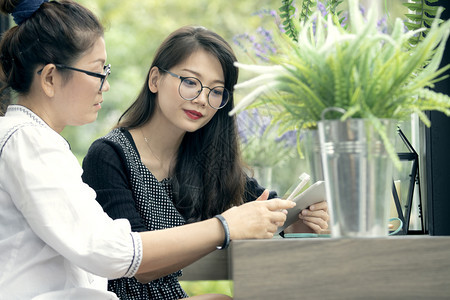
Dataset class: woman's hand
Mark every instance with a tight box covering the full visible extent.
[221,190,295,240]
[284,201,329,234]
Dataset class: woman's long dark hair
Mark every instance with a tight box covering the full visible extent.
[118,26,246,222]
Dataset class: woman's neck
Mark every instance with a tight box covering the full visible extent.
[132,118,184,181]
[142,117,184,158]
[17,97,64,133]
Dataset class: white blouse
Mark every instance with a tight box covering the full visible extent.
[0,105,142,299]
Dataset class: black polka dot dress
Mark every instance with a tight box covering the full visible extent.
[82,128,188,299]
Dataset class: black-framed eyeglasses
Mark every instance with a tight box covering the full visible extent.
[158,67,230,109]
[37,64,111,91]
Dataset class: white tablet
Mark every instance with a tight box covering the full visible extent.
[276,180,326,234]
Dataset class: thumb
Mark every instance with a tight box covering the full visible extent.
[256,189,270,201]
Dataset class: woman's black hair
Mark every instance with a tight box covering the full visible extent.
[118,26,246,222]
[0,0,104,115]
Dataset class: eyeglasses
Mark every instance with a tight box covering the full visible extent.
[37,64,111,91]
[158,67,230,109]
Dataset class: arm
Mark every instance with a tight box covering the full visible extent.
[82,138,147,232]
[3,126,139,279]
[135,217,223,282]
[135,190,294,283]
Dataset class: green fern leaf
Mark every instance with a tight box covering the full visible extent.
[279,0,298,41]
[404,22,422,31]
[402,0,445,47]
[299,0,317,23]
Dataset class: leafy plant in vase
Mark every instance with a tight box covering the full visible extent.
[229,0,450,237]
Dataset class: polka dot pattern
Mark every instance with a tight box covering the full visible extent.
[102,129,188,299]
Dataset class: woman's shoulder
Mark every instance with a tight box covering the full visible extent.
[0,107,69,155]
[85,129,126,160]
[1,122,69,159]
[89,128,134,152]
[84,128,139,167]
[100,127,127,143]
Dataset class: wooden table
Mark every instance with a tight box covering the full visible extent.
[181,236,450,299]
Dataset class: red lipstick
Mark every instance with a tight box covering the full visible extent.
[185,110,203,120]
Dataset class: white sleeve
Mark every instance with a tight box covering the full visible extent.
[1,126,142,279]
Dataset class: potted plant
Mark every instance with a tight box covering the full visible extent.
[229,0,450,237]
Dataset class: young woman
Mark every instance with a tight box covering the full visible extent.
[0,2,295,299]
[82,25,329,299]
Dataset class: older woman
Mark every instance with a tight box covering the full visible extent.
[0,1,294,299]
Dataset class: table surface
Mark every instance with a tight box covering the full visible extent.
[181,236,450,300]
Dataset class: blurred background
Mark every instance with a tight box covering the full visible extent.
[68,0,407,186]
[66,0,406,296]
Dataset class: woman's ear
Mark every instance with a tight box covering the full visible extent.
[148,66,160,93]
[39,64,57,98]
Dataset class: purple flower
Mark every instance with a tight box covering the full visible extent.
[275,130,298,148]
[237,109,297,148]
[317,1,327,17]
[359,4,366,18]
[377,16,388,34]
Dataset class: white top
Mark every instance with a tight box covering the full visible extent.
[0,105,142,299]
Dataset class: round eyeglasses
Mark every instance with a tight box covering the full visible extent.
[158,67,230,109]
[37,64,111,91]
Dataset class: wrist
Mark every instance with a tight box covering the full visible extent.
[214,214,230,250]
